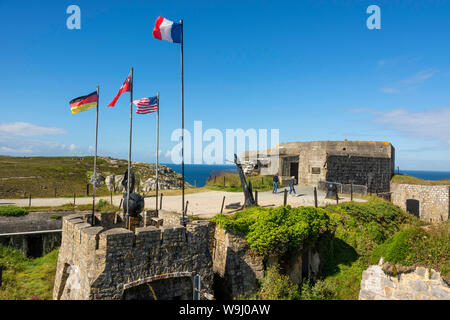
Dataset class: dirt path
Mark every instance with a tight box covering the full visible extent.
[0,185,364,218]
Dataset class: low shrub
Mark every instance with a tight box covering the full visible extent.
[0,205,28,217]
[212,206,333,256]
[256,265,301,300]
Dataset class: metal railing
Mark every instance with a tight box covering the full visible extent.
[318,181,368,195]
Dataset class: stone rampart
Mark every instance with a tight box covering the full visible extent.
[211,224,264,299]
[53,213,213,300]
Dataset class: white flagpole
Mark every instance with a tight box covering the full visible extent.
[127,67,133,229]
[156,92,159,213]
[92,85,99,225]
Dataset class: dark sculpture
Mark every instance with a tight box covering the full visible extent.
[122,168,144,217]
[234,154,256,208]
[325,182,338,199]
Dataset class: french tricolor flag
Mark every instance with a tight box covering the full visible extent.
[152,16,182,44]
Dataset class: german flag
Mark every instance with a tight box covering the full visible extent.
[70,91,98,114]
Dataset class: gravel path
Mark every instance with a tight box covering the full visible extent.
[0,185,364,218]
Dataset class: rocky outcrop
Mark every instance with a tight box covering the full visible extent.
[359,258,450,300]
[103,161,191,193]
[105,174,125,192]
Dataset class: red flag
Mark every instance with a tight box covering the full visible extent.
[108,72,132,107]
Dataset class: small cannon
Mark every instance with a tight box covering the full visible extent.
[122,168,144,217]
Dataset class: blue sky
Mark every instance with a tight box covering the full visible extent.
[1,0,450,170]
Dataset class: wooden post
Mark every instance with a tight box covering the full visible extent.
[160,193,163,210]
[110,191,113,205]
[86,184,89,196]
[261,177,264,186]
[119,198,123,209]
[54,187,57,198]
[223,176,225,187]
[284,189,287,206]
[220,196,225,213]
[314,187,318,208]
[73,193,76,207]
[255,190,258,206]
[350,182,353,201]
[336,191,339,204]
[28,194,31,208]
[185,201,189,214]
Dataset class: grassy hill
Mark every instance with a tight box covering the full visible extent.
[0,155,183,199]
[391,174,450,185]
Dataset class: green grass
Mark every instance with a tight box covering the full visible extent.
[0,205,28,216]
[205,173,273,192]
[391,174,450,185]
[314,197,438,299]
[23,199,120,213]
[0,155,182,199]
[371,222,450,276]
[0,245,58,300]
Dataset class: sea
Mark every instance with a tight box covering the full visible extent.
[162,164,450,188]
[163,164,237,187]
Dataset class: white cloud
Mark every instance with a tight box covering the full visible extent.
[0,122,67,136]
[360,107,450,145]
[380,69,438,94]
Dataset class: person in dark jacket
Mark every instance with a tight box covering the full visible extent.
[273,175,279,193]
[289,176,296,195]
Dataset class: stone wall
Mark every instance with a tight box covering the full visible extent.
[390,182,450,223]
[53,213,213,300]
[326,155,393,193]
[211,225,264,299]
[359,260,450,300]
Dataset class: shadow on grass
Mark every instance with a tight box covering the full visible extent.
[320,237,359,277]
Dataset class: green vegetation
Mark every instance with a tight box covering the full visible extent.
[0,245,58,300]
[0,155,182,199]
[205,173,273,192]
[0,205,28,217]
[212,206,332,256]
[49,214,61,220]
[254,265,332,300]
[215,196,446,300]
[371,222,449,276]
[255,265,301,300]
[391,174,450,185]
[316,197,421,299]
[24,199,120,213]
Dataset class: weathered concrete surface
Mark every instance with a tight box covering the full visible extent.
[391,182,449,223]
[242,140,395,193]
[359,259,450,300]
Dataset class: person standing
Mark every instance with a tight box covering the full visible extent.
[289,176,296,195]
[273,174,279,194]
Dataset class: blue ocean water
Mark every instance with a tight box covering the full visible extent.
[400,170,450,181]
[162,164,237,187]
[162,164,450,187]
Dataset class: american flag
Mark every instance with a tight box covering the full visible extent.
[133,96,158,114]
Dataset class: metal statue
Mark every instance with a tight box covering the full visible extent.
[234,154,256,208]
